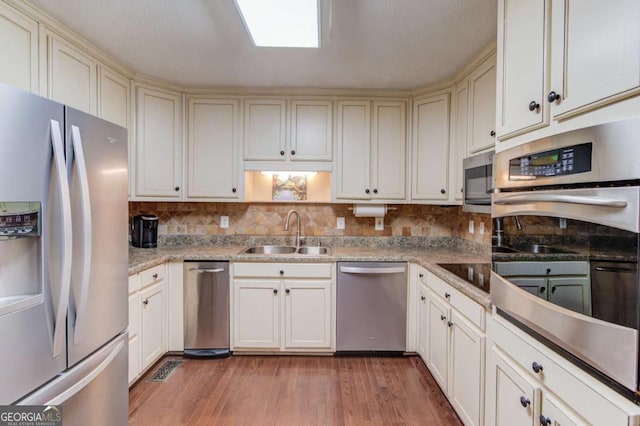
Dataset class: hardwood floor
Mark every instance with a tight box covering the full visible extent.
[129,355,462,426]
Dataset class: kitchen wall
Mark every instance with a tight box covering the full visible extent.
[129,202,492,245]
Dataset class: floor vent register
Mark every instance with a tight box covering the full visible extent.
[149,360,183,382]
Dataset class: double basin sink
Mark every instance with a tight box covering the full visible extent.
[493,243,575,255]
[241,245,331,256]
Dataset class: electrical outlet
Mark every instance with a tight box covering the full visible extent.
[375,217,384,231]
[468,220,474,234]
[220,216,229,228]
[337,217,345,230]
[559,218,567,229]
[479,222,485,235]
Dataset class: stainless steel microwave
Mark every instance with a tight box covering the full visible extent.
[462,150,494,213]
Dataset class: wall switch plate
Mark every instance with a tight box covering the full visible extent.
[559,218,567,229]
[375,217,384,231]
[337,217,345,230]
[468,220,474,234]
[220,216,229,228]
[479,222,485,235]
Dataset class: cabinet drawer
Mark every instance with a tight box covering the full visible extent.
[233,262,333,279]
[139,264,165,288]
[427,271,485,331]
[494,261,589,276]
[493,318,634,425]
[128,274,139,294]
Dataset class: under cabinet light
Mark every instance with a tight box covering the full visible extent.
[235,0,320,48]
[260,171,317,176]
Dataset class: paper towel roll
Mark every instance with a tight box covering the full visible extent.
[353,204,387,217]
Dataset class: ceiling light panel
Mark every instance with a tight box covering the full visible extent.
[235,0,319,48]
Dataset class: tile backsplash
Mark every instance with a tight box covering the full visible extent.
[129,202,492,245]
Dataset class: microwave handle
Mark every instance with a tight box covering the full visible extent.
[493,193,628,208]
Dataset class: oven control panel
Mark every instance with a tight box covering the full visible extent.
[509,142,592,179]
[0,202,40,240]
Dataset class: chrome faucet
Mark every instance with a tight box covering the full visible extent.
[284,209,302,248]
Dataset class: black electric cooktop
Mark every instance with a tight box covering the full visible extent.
[436,263,492,293]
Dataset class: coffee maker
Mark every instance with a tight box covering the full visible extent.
[131,214,159,248]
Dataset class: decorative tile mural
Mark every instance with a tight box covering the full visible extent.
[129,202,492,246]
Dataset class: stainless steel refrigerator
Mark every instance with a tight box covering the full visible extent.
[0,83,129,424]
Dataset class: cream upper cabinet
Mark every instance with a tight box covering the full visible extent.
[496,0,548,139]
[0,2,38,93]
[98,65,129,129]
[549,0,640,119]
[44,32,97,115]
[134,85,182,199]
[335,99,407,202]
[243,99,287,161]
[289,100,333,162]
[452,82,469,201]
[468,55,496,153]
[411,93,451,202]
[187,98,241,200]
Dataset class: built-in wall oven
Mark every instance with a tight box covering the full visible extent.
[491,117,640,402]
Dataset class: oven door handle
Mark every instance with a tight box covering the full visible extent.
[493,193,628,208]
[594,266,637,273]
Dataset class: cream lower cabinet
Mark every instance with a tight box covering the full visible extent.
[488,316,640,426]
[418,269,486,426]
[232,262,334,352]
[128,263,167,386]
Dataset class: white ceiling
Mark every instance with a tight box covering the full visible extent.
[29,0,497,90]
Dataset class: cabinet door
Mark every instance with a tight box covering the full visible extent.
[548,276,591,315]
[0,3,38,92]
[98,65,129,129]
[47,36,97,114]
[452,83,468,201]
[540,392,584,426]
[496,0,548,138]
[187,98,240,199]
[550,0,640,118]
[140,282,164,370]
[417,282,429,363]
[243,99,286,161]
[507,277,546,298]
[494,351,539,426]
[371,101,407,200]
[135,86,182,198]
[284,280,332,349]
[335,101,371,200]
[233,280,280,349]
[427,292,450,391]
[290,100,332,161]
[128,291,140,385]
[411,94,450,201]
[449,311,485,426]
[468,57,496,153]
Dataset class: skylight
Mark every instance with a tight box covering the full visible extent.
[235,0,320,48]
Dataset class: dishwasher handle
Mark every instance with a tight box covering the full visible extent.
[339,266,406,275]
[188,268,225,274]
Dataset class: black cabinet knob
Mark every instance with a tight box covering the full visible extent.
[420,296,426,301]
[142,299,149,306]
[440,189,446,194]
[547,91,561,103]
[539,287,546,294]
[490,130,496,137]
[279,270,284,275]
[285,288,290,294]
[280,150,285,156]
[232,187,237,193]
[520,396,531,407]
[291,150,296,155]
[419,273,424,278]
[373,189,378,194]
[447,321,453,328]
[152,273,158,279]
[546,268,551,274]
[174,186,180,191]
[539,415,551,425]
[444,292,451,299]
[529,101,540,111]
[440,314,446,321]
[532,362,544,373]
[273,288,278,294]
[365,189,370,194]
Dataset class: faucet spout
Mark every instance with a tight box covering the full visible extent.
[284,209,301,248]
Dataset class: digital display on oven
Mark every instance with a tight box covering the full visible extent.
[509,142,592,179]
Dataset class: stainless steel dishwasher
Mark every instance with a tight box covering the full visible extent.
[337,261,407,353]
[183,261,230,357]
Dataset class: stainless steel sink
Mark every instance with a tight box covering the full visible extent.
[297,246,331,255]
[511,243,575,255]
[242,245,297,254]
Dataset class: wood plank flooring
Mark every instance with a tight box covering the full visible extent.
[129,355,462,426]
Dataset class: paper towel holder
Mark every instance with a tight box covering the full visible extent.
[348,204,397,218]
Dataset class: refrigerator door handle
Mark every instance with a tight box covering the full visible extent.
[17,336,125,406]
[50,119,73,359]
[70,125,92,345]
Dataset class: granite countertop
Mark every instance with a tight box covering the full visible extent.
[129,243,492,308]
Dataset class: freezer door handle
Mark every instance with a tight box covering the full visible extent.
[188,268,225,274]
[339,266,406,274]
[50,119,73,359]
[70,125,92,346]
[17,336,125,406]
